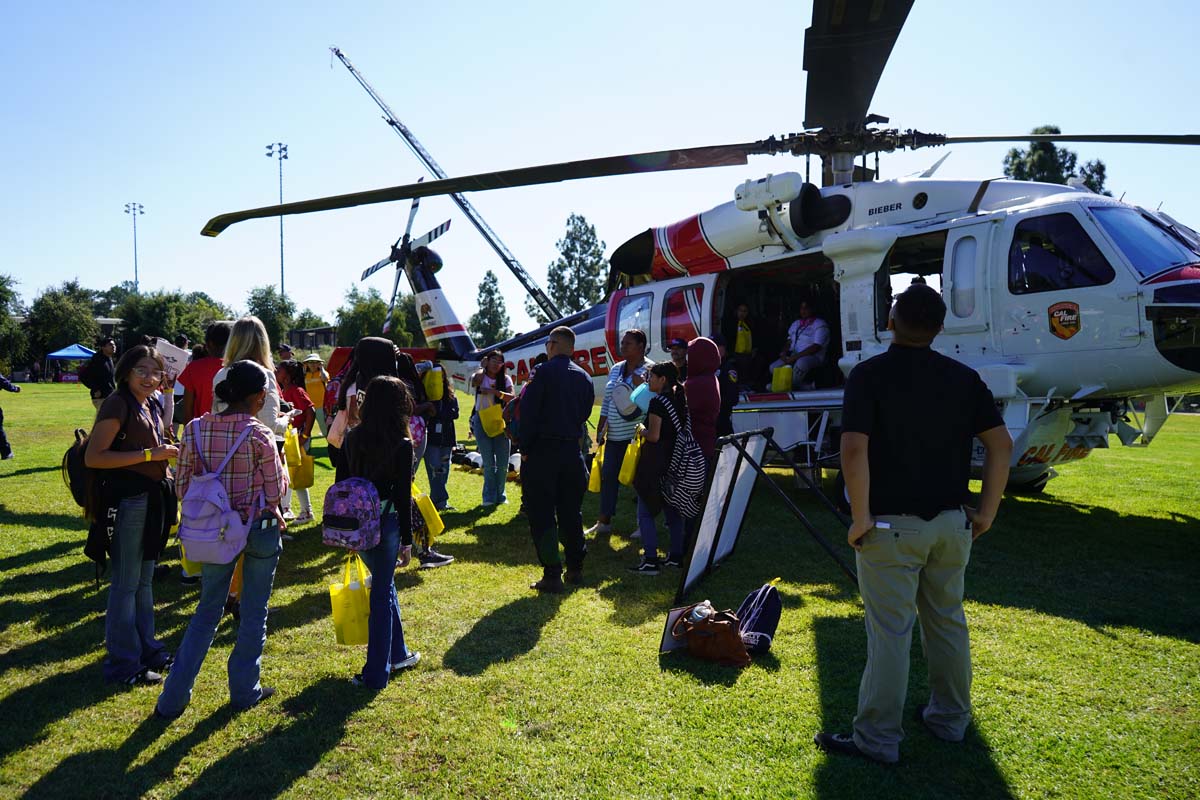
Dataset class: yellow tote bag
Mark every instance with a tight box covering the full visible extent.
[618,435,641,486]
[284,427,302,467]
[179,540,201,577]
[412,483,446,540]
[329,553,371,646]
[479,402,505,438]
[771,365,793,393]
[587,444,604,493]
[423,365,444,401]
[290,453,315,490]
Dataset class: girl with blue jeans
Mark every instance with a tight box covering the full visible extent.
[85,344,179,685]
[629,363,689,574]
[471,350,513,507]
[156,361,288,717]
[337,375,420,689]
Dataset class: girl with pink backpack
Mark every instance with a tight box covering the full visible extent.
[155,361,288,719]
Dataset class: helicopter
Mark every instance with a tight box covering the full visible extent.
[202,0,1200,492]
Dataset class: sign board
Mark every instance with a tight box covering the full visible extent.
[153,338,191,383]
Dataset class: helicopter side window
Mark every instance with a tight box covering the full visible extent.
[1008,213,1115,295]
[662,284,704,346]
[617,292,653,340]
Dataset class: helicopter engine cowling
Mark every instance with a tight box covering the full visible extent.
[609,178,851,279]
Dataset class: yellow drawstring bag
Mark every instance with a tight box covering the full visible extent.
[587,444,604,493]
[479,402,506,438]
[329,553,371,646]
[412,483,445,540]
[618,434,641,486]
[771,365,793,393]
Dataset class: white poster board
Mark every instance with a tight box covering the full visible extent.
[153,338,191,382]
[679,433,766,601]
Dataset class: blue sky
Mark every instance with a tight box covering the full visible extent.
[4,0,1198,334]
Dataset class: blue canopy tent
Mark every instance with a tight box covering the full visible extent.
[44,343,96,383]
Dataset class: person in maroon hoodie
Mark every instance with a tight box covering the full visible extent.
[684,337,722,469]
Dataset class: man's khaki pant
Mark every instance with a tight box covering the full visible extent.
[852,508,973,763]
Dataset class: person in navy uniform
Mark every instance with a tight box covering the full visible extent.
[517,326,596,593]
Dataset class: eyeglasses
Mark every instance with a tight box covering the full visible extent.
[132,366,165,381]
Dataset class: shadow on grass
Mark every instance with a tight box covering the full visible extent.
[21,677,373,799]
[0,464,60,478]
[0,505,88,532]
[811,615,1016,799]
[0,537,79,571]
[443,593,566,676]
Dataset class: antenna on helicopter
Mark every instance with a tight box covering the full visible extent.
[330,46,564,321]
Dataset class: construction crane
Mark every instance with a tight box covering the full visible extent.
[331,46,563,322]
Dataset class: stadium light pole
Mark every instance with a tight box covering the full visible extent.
[265,142,288,297]
[123,202,144,293]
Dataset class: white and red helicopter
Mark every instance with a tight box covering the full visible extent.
[203,0,1200,492]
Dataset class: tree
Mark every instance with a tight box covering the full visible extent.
[334,286,413,347]
[245,285,296,350]
[469,270,511,344]
[116,290,233,346]
[0,274,28,372]
[292,309,329,330]
[25,281,100,361]
[1003,125,1112,195]
[93,281,137,317]
[525,213,608,323]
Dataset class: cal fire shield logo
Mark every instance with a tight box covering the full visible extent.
[1048,301,1081,340]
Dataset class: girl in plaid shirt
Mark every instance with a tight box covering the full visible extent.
[156,361,288,719]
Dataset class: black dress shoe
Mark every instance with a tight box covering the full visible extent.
[530,575,565,594]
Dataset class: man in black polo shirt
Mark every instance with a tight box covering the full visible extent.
[815,285,1012,764]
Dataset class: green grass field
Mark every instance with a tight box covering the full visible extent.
[0,384,1196,799]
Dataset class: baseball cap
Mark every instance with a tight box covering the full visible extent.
[667,338,688,349]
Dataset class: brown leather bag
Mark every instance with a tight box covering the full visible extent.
[671,601,751,667]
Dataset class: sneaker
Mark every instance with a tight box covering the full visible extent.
[435,504,456,512]
[584,522,612,537]
[282,510,296,521]
[153,704,182,721]
[349,674,376,689]
[813,732,892,763]
[179,573,200,586]
[1,453,14,460]
[121,668,163,686]
[235,686,275,711]
[418,549,454,569]
[148,653,175,674]
[530,574,565,594]
[294,510,313,525]
[627,557,661,575]
[390,651,422,672]
[564,567,584,586]
[664,556,684,569]
[629,530,641,540]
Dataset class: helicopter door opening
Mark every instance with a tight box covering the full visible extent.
[874,230,948,335]
[998,209,1139,356]
[713,253,839,389]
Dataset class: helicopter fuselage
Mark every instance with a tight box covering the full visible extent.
[414,176,1200,487]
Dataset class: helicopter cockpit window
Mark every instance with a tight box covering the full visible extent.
[662,284,704,346]
[1091,206,1200,280]
[616,292,653,340]
[1008,213,1115,295]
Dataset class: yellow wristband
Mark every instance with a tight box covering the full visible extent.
[143,448,152,462]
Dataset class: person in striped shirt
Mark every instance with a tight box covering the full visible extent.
[587,329,653,537]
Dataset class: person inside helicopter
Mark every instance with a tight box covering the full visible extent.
[768,298,831,390]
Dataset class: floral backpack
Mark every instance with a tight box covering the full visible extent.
[322,477,382,550]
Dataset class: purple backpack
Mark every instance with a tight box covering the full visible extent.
[322,478,382,550]
[177,420,258,565]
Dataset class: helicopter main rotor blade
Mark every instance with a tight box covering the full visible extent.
[938,134,1200,146]
[361,254,394,281]
[412,219,451,250]
[803,0,914,131]
[201,142,760,237]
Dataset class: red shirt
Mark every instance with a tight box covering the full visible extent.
[281,385,314,430]
[178,356,224,419]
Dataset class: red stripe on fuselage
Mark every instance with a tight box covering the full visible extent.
[650,215,727,280]
[425,323,467,336]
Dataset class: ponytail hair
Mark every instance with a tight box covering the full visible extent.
[650,361,687,414]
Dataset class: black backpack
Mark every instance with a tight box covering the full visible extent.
[736,583,783,655]
[62,395,139,520]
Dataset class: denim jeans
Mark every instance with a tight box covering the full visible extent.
[472,415,511,506]
[598,439,630,519]
[359,511,410,689]
[424,444,453,509]
[636,497,685,561]
[156,523,282,715]
[103,493,166,682]
[0,406,11,458]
